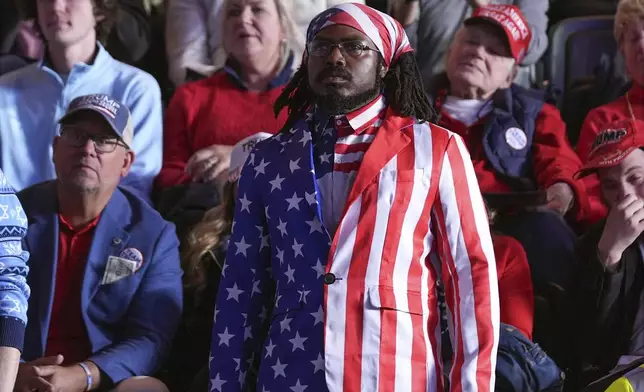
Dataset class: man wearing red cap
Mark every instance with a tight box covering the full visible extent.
[568,119,644,389]
[393,0,548,90]
[209,3,499,392]
[427,5,588,296]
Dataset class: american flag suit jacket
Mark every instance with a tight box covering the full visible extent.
[209,107,500,392]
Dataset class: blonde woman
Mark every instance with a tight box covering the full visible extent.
[165,0,303,87]
[158,0,301,190]
[577,0,644,223]
[162,133,272,390]
[165,0,365,87]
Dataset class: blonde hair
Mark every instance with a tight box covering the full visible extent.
[182,182,237,295]
[615,0,644,43]
[218,0,305,74]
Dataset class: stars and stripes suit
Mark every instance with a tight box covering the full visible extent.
[209,102,500,391]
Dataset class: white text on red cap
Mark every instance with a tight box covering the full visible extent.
[479,8,529,41]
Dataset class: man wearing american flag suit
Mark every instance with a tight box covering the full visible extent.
[209,3,500,392]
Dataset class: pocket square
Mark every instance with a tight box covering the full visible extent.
[100,256,137,285]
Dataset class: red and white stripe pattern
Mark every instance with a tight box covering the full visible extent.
[333,95,386,173]
[312,95,386,237]
[306,3,413,66]
[323,119,499,392]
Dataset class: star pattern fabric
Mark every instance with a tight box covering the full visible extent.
[209,90,500,392]
[208,126,333,392]
[209,95,387,392]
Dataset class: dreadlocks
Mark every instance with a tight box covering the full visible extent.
[274,52,438,133]
[273,64,312,133]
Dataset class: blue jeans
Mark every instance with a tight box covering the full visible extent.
[496,323,565,392]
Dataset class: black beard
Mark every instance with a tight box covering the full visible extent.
[313,76,383,115]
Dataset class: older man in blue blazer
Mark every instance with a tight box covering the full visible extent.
[14,94,183,392]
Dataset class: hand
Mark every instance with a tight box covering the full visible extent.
[14,355,63,392]
[46,364,89,392]
[185,144,233,184]
[15,20,44,60]
[598,194,644,267]
[0,346,20,392]
[541,182,575,216]
[468,0,491,7]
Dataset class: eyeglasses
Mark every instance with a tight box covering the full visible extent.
[60,128,128,153]
[307,40,377,58]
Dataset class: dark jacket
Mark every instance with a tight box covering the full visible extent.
[163,247,223,391]
[163,240,273,391]
[570,222,644,387]
[0,1,21,54]
[107,0,151,65]
[429,76,545,190]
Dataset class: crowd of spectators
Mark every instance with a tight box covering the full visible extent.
[0,0,642,391]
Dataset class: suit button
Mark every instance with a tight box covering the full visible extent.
[323,273,336,285]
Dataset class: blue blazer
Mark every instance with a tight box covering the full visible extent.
[18,182,183,384]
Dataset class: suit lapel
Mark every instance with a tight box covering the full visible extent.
[343,109,413,213]
[23,187,59,356]
[82,189,131,304]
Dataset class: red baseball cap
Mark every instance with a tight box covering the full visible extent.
[465,5,532,62]
[575,119,644,178]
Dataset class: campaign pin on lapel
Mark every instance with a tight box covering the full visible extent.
[119,247,144,270]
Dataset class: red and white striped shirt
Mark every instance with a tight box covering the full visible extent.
[311,95,387,237]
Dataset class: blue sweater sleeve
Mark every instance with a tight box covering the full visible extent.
[121,71,163,201]
[0,170,30,351]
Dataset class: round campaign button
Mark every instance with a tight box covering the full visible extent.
[505,127,528,150]
[323,273,336,285]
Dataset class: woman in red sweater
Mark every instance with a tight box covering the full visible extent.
[156,0,303,188]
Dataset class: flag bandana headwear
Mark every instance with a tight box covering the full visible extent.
[306,3,413,67]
